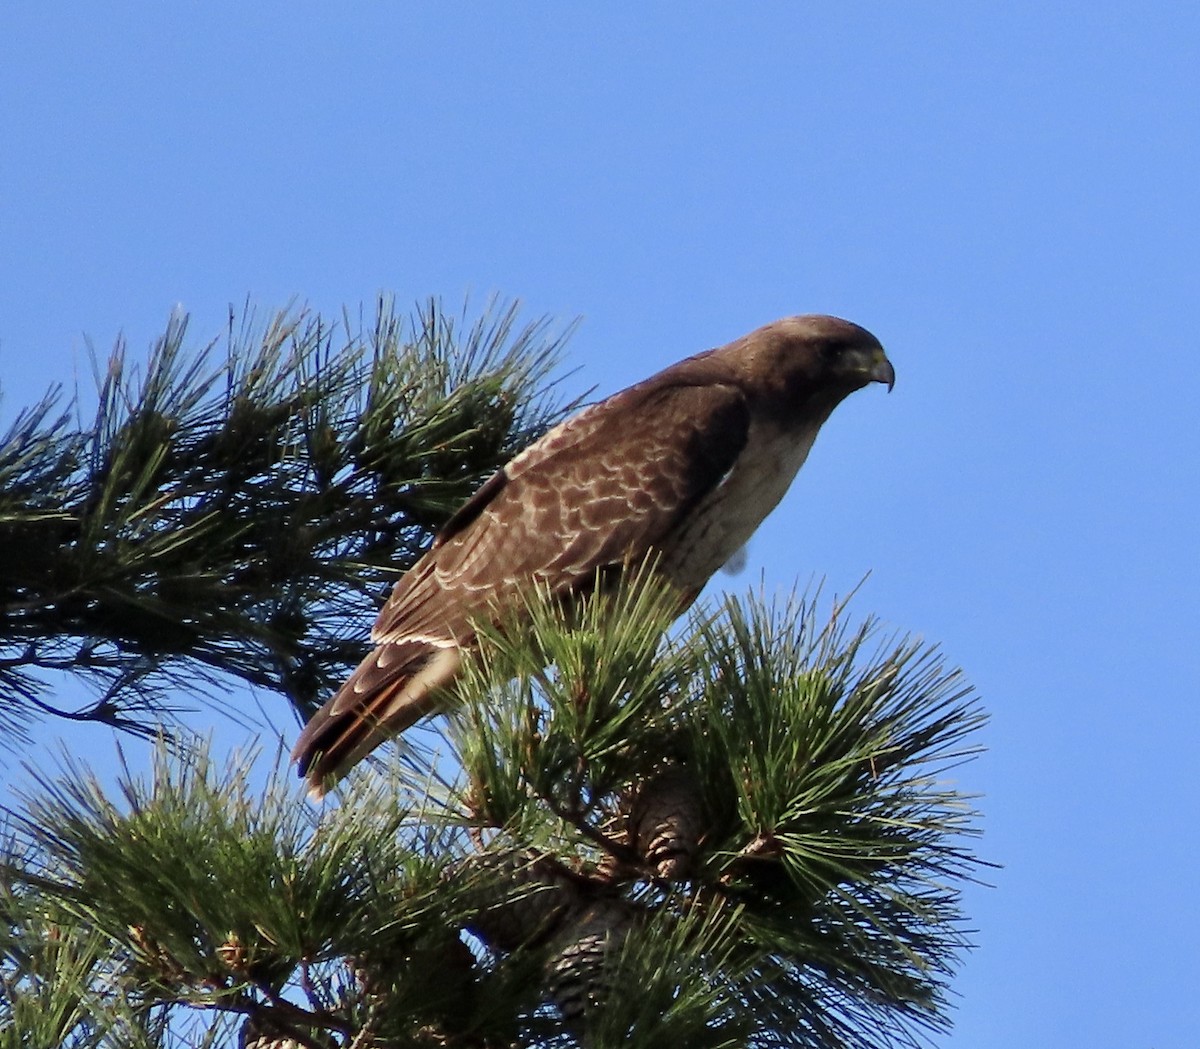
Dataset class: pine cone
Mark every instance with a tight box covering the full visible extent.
[455,848,578,953]
[626,764,705,880]
[238,1013,308,1049]
[239,1034,300,1049]
[126,923,188,985]
[544,898,637,1029]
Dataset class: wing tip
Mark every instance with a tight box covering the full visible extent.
[289,640,466,800]
[293,742,354,802]
[290,708,349,800]
[305,776,331,802]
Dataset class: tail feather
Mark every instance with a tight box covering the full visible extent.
[291,639,463,798]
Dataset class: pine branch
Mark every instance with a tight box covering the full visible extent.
[422,580,988,1047]
[0,297,575,744]
[2,569,988,1047]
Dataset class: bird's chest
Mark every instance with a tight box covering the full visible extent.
[662,418,820,587]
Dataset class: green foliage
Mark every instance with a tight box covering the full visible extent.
[680,594,985,1046]
[537,897,755,1049]
[447,565,692,837]
[2,574,982,1045]
[419,579,986,1048]
[0,298,573,740]
[5,741,519,1047]
[0,884,155,1049]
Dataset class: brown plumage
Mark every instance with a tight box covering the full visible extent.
[292,315,894,796]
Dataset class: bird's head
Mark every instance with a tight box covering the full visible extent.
[731,314,894,416]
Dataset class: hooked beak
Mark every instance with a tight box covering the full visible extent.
[870,353,896,392]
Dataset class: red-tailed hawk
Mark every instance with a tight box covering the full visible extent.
[293,315,894,796]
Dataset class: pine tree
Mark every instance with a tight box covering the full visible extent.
[0,297,572,740]
[1,304,987,1048]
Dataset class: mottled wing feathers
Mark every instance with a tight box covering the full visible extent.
[371,379,751,647]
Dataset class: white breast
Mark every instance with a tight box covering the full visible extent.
[662,417,821,588]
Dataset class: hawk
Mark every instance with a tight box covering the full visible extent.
[293,315,894,796]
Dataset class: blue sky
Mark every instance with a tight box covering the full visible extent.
[2,4,1198,1046]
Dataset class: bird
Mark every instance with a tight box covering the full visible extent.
[292,314,894,796]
